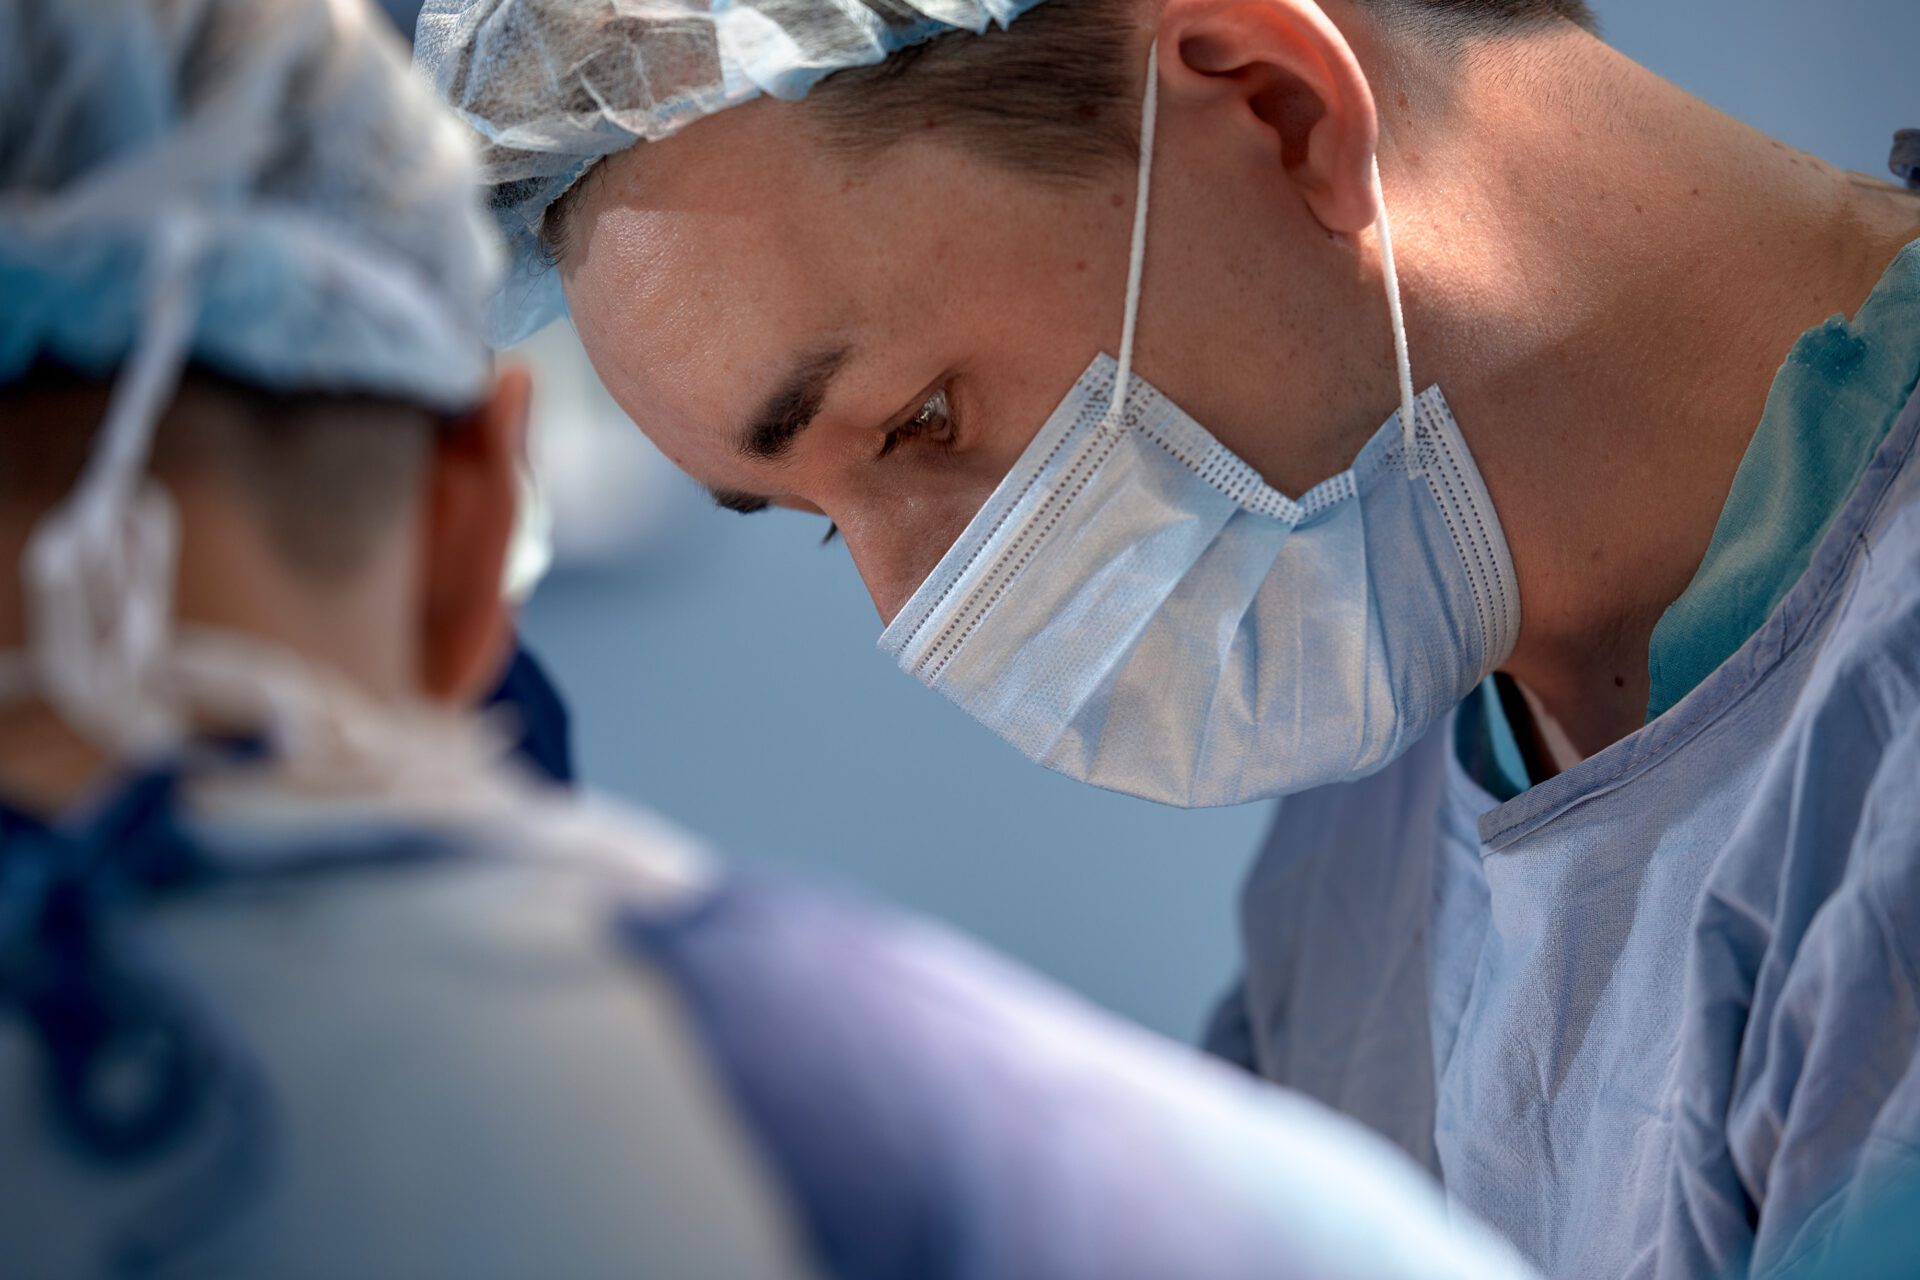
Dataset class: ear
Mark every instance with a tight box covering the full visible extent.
[1156,0,1380,234]
[416,365,532,705]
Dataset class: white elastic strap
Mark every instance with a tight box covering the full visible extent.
[1372,155,1420,469]
[1109,55,1414,473]
[22,212,205,754]
[503,461,554,605]
[1105,39,1160,431]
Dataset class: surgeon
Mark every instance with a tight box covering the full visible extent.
[0,0,1546,1275]
[420,0,1920,1274]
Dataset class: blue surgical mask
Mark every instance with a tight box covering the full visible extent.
[876,45,1521,807]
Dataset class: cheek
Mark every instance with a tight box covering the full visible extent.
[834,352,1102,622]
[839,474,1002,624]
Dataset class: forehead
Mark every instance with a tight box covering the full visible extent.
[557,102,1105,477]
[558,104,840,460]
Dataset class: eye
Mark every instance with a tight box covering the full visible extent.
[879,386,956,459]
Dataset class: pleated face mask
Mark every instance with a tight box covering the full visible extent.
[877,45,1521,808]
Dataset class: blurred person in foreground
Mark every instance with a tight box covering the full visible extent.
[0,0,1539,1275]
[419,0,1920,1273]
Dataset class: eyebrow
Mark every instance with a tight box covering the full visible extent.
[738,343,851,462]
[708,486,771,515]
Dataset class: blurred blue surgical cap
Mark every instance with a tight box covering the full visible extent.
[415,0,1055,346]
[0,0,500,411]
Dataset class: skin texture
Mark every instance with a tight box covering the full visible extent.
[0,369,531,813]
[561,0,1920,770]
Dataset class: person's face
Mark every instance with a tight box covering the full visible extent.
[563,102,1140,623]
[563,23,1394,623]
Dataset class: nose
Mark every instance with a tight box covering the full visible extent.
[844,533,928,627]
[828,475,1000,626]
[836,507,969,627]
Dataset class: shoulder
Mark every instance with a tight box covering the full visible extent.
[1837,713,1920,950]
[108,792,820,1278]
[1814,443,1920,715]
[1697,532,1920,972]
[621,875,1531,1280]
[1754,455,1920,838]
[1687,713,1920,1271]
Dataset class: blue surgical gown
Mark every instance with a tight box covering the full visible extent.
[1211,249,1920,1276]
[484,638,576,784]
[0,759,1531,1277]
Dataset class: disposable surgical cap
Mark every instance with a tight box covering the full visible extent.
[0,0,503,755]
[415,0,1053,345]
[0,0,500,411]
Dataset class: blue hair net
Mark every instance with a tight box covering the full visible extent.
[0,0,511,756]
[0,0,500,411]
[415,0,1053,345]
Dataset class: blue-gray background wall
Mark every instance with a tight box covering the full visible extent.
[479,0,1911,1040]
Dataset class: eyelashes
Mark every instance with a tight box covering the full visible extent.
[878,385,955,459]
[818,382,959,549]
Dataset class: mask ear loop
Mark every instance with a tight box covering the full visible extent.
[1373,155,1420,473]
[21,211,207,757]
[1112,44,1417,481]
[1105,38,1160,431]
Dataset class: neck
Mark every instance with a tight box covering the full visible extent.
[1394,30,1920,759]
[0,491,419,815]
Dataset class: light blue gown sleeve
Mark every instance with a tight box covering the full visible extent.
[1669,699,1920,1278]
[622,880,1537,1280]
[1757,712,1920,1275]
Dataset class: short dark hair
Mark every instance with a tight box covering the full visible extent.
[1374,0,1595,35]
[808,0,1596,171]
[542,0,1594,261]
[0,362,436,579]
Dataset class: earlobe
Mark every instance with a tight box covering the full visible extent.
[1156,0,1380,234]
[416,366,532,705]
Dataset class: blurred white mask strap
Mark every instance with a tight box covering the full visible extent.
[1104,38,1159,433]
[22,211,206,755]
[1373,155,1420,469]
